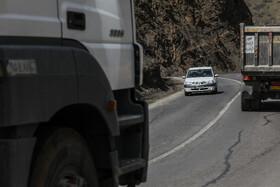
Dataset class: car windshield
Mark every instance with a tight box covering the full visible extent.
[187,69,213,78]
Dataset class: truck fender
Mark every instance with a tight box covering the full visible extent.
[73,48,119,136]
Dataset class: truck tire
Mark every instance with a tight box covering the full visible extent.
[241,96,250,111]
[250,98,261,111]
[29,128,99,187]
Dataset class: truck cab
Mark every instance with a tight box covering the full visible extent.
[0,1,148,186]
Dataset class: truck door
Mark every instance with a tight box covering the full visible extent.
[57,0,136,90]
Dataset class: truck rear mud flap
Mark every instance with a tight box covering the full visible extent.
[241,82,261,111]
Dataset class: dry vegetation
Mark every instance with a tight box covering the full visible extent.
[244,0,280,25]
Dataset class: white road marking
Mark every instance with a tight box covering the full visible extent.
[149,77,241,165]
[219,77,242,85]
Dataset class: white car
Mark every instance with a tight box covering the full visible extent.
[183,67,218,96]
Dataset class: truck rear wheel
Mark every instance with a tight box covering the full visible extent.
[241,96,250,111]
[29,128,99,187]
[250,98,261,111]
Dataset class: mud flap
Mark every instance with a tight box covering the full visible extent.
[241,82,261,99]
[110,150,119,187]
[0,137,36,187]
[241,82,253,99]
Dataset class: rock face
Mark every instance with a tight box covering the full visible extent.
[244,0,280,25]
[134,0,252,90]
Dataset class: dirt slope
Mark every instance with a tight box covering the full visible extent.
[244,0,280,25]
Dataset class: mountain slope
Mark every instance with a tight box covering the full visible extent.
[244,0,280,25]
[134,0,252,101]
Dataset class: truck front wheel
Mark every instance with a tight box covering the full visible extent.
[29,128,99,187]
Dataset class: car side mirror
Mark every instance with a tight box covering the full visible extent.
[182,76,186,79]
[215,74,218,77]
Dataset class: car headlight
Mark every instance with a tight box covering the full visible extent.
[208,80,216,84]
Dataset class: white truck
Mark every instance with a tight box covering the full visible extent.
[0,0,149,186]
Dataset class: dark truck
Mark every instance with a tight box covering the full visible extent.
[240,23,280,111]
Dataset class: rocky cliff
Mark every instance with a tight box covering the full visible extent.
[134,0,252,91]
[244,0,280,25]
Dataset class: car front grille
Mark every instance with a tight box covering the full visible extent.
[191,87,208,91]
[192,81,207,85]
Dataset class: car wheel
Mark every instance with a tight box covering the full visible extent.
[213,87,217,94]
[185,91,191,96]
[29,128,99,187]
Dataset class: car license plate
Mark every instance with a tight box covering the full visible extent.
[270,86,280,90]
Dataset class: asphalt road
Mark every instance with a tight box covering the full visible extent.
[141,74,280,187]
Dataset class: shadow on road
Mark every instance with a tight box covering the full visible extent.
[187,91,224,97]
[261,101,280,112]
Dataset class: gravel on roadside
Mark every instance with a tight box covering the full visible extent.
[136,77,184,104]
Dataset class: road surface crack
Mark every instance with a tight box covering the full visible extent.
[263,113,277,126]
[201,130,243,187]
[149,109,166,125]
